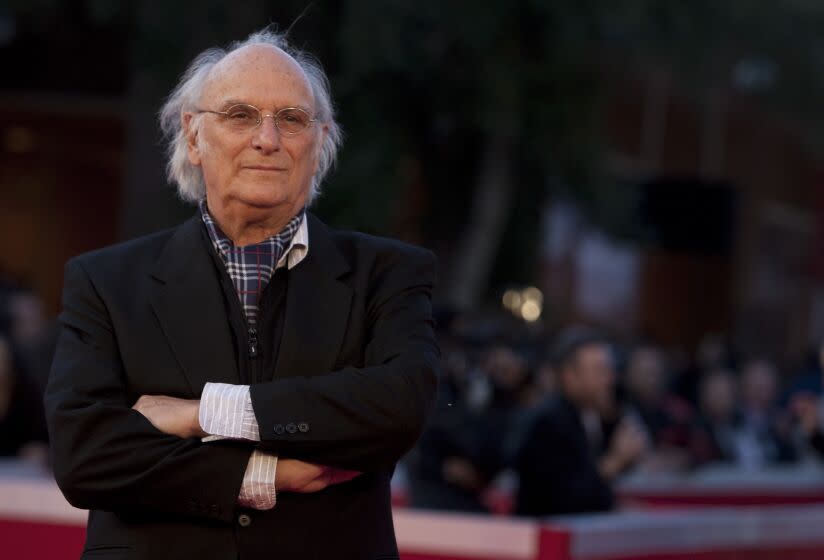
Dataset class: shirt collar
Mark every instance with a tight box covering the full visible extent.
[198,199,310,271]
[281,216,309,270]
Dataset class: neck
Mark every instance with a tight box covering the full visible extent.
[206,200,301,246]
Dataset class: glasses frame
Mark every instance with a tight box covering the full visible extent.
[195,103,318,136]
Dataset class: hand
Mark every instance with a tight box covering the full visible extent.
[600,418,648,480]
[132,395,206,439]
[275,458,362,493]
[441,456,484,491]
[611,419,649,462]
[791,393,821,436]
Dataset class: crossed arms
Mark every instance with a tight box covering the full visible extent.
[44,248,438,523]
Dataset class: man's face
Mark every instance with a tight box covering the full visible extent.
[485,346,527,391]
[184,45,324,220]
[701,371,736,422]
[741,360,777,411]
[627,348,665,405]
[565,344,615,411]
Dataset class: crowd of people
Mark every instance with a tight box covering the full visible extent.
[403,310,824,516]
[3,278,824,517]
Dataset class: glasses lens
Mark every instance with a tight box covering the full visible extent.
[223,105,260,130]
[277,108,311,135]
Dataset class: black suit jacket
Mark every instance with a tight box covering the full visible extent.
[513,397,613,517]
[44,213,438,560]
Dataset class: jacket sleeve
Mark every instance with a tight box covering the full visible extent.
[44,258,252,523]
[249,248,439,472]
[514,412,614,516]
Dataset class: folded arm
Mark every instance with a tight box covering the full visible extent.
[233,249,438,472]
[45,259,253,523]
[137,248,439,473]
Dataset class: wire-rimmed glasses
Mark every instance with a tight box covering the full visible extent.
[196,104,317,136]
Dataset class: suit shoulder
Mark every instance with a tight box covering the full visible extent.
[306,214,437,291]
[529,397,575,430]
[68,226,178,275]
[336,229,437,287]
[330,226,436,264]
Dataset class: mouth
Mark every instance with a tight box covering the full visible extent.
[243,165,288,172]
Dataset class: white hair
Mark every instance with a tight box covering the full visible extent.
[158,29,343,205]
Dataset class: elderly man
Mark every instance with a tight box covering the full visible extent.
[45,29,438,560]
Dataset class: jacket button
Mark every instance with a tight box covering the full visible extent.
[285,423,297,434]
[238,514,252,527]
[298,422,309,433]
[274,424,285,435]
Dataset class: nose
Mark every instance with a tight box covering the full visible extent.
[251,114,281,153]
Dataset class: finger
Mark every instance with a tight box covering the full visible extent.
[332,469,362,484]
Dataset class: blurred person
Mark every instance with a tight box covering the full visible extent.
[4,286,59,392]
[407,398,491,512]
[689,368,742,466]
[792,395,824,457]
[7,287,47,344]
[513,329,647,516]
[45,28,437,560]
[737,359,797,467]
[479,344,534,458]
[623,343,692,472]
[532,358,557,401]
[0,335,49,464]
[674,333,736,406]
[791,340,824,457]
[406,335,490,512]
[408,343,531,513]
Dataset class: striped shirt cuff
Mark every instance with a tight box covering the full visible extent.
[238,450,278,510]
[199,382,261,441]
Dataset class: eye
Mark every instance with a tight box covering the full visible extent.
[280,110,309,127]
[225,106,257,121]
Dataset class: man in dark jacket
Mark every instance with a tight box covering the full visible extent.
[514,329,646,517]
[45,28,438,560]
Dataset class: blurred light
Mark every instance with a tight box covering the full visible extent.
[502,289,522,311]
[3,126,35,153]
[520,300,541,322]
[504,287,544,322]
[522,286,544,305]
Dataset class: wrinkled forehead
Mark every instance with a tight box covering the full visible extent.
[200,44,315,110]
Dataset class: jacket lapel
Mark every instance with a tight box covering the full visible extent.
[149,215,239,395]
[274,213,353,379]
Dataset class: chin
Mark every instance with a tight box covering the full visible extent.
[239,196,285,209]
[235,184,290,209]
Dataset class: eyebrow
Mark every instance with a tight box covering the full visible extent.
[217,99,314,113]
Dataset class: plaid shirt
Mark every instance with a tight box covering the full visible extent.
[199,200,304,325]
[198,199,307,511]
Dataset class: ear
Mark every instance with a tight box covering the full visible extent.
[182,112,201,166]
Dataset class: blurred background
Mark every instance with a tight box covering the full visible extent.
[3,1,824,558]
